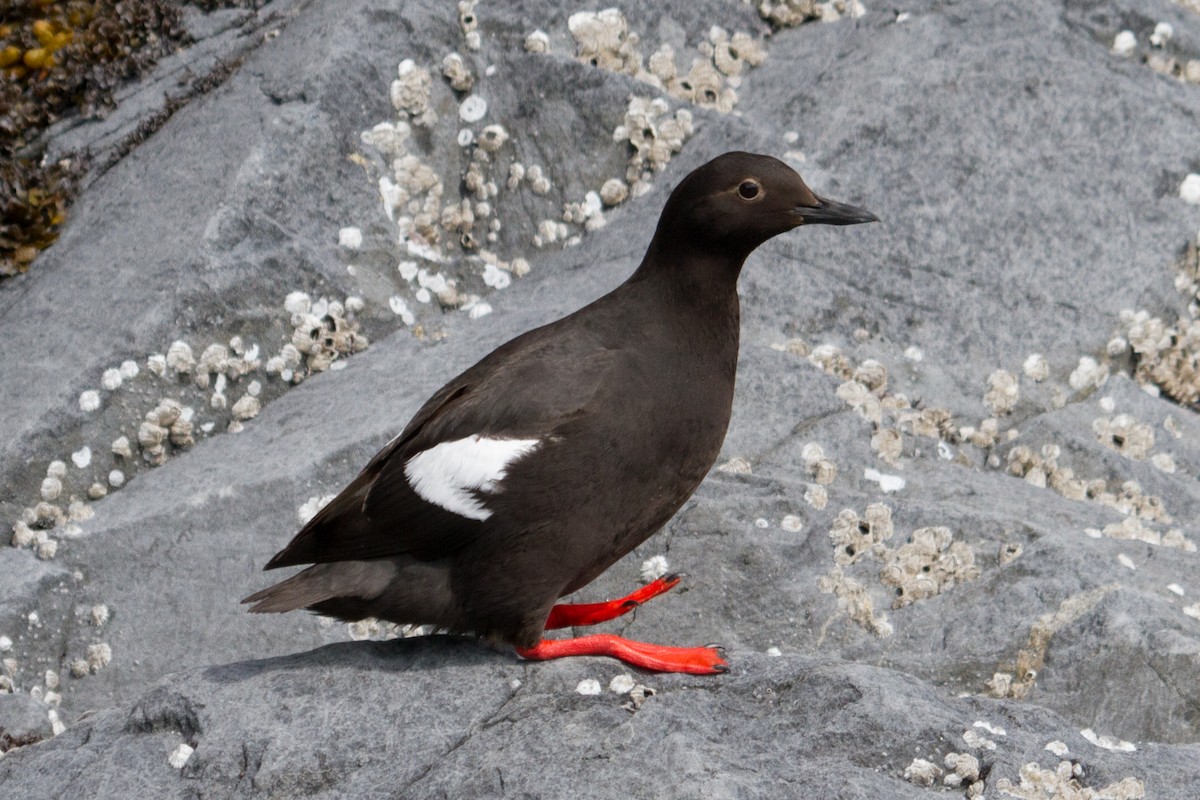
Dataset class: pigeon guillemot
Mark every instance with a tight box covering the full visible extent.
[244,151,876,674]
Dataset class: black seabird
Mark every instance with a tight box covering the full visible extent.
[244,151,876,674]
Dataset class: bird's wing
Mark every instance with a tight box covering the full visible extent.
[264,327,620,569]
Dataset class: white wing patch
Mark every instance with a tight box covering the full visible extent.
[404,435,541,521]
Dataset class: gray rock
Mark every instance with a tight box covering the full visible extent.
[4,640,1198,798]
[0,548,72,633]
[1,0,1198,796]
[0,693,54,755]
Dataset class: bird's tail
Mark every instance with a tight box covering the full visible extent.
[241,561,394,613]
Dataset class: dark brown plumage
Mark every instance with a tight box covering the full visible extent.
[243,152,876,673]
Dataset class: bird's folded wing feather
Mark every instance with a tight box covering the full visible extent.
[264,331,621,569]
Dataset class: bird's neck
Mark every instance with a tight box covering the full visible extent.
[627,234,747,307]
[616,237,743,376]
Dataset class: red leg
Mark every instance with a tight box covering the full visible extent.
[516,633,728,675]
[544,574,682,629]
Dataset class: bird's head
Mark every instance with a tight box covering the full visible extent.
[650,151,877,265]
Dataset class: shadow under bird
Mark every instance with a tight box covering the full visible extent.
[244,151,876,674]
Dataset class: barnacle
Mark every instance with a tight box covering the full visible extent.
[390,60,436,127]
[1118,250,1200,407]
[568,9,643,76]
[458,95,486,123]
[613,97,694,187]
[983,369,1019,415]
[523,29,549,54]
[1022,353,1049,381]
[996,760,1143,799]
[1092,413,1154,460]
[903,759,943,787]
[757,0,865,27]
[817,566,893,637]
[828,504,893,565]
[441,52,473,93]
[879,527,979,609]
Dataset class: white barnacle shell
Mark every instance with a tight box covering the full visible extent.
[231,395,261,421]
[86,642,112,672]
[599,178,629,206]
[1111,30,1136,57]
[1022,353,1049,381]
[640,554,669,582]
[477,124,508,152]
[466,300,492,319]
[168,743,194,769]
[459,94,487,123]
[389,296,416,326]
[1180,174,1200,206]
[166,340,195,374]
[90,604,110,626]
[1150,22,1173,47]
[40,477,62,502]
[78,390,101,412]
[442,52,474,92]
[283,291,311,316]
[391,59,434,119]
[609,674,635,694]
[524,29,549,54]
[984,369,1019,415]
[111,436,132,458]
[526,164,550,195]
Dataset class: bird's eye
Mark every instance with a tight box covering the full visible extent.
[738,181,760,200]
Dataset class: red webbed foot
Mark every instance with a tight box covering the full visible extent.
[515,633,728,675]
[544,574,682,629]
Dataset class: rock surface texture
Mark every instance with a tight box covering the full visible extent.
[2,0,1199,797]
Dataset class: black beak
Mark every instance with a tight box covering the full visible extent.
[798,195,879,226]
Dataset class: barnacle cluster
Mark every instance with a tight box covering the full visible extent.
[289,300,369,374]
[829,503,893,565]
[756,0,866,26]
[1111,22,1200,85]
[801,442,837,486]
[568,9,643,76]
[137,398,193,465]
[880,526,979,609]
[995,761,1144,800]
[1,1,188,277]
[816,566,893,637]
[613,96,695,191]
[1091,413,1155,460]
[8,290,371,562]
[820,504,978,634]
[1084,516,1193,551]
[939,753,982,794]
[556,10,768,114]
[643,27,765,113]
[903,758,942,787]
[1114,242,1200,409]
[794,342,961,463]
[983,369,1019,415]
[1006,443,1179,530]
[362,54,524,279]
